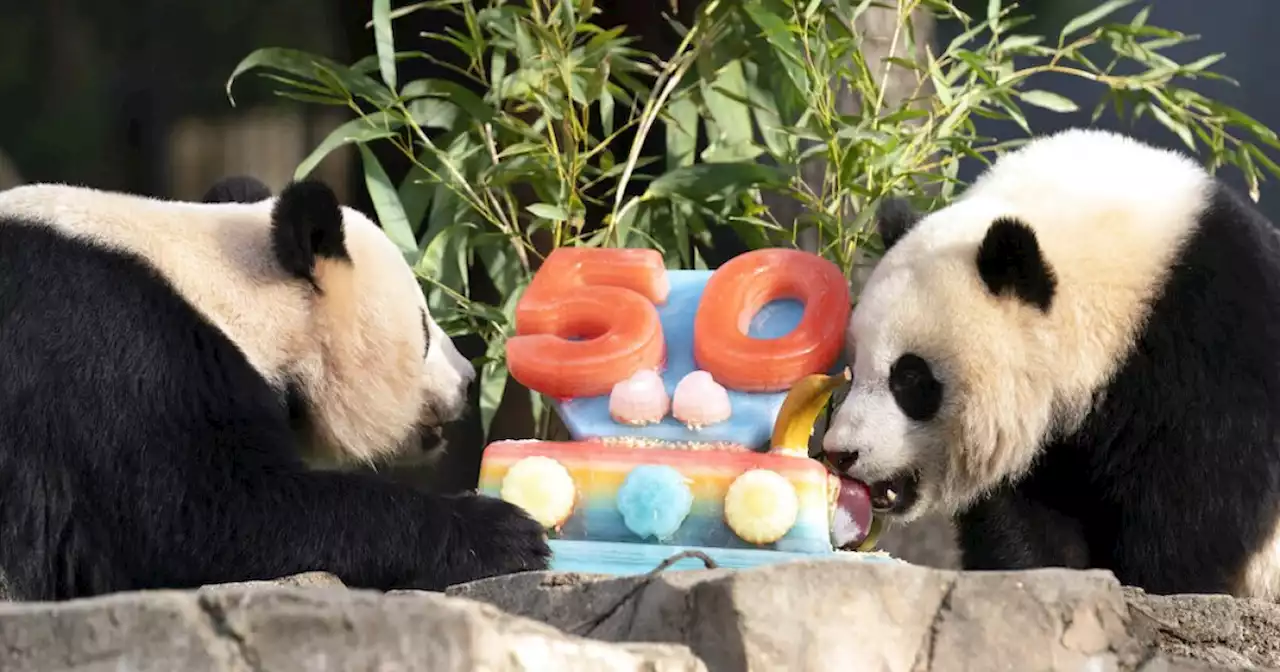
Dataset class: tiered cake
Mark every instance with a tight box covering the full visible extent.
[477,246,897,574]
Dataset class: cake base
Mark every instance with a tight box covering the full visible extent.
[479,439,841,553]
[548,539,898,575]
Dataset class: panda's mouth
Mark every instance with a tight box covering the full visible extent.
[868,471,920,515]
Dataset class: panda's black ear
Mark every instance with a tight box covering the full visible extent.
[203,175,273,204]
[976,216,1056,313]
[270,180,350,286]
[876,197,921,251]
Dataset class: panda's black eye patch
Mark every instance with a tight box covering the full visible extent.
[421,310,431,359]
[890,353,942,421]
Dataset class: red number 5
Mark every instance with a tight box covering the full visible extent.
[506,248,669,399]
[507,247,850,399]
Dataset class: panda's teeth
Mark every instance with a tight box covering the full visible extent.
[868,482,898,511]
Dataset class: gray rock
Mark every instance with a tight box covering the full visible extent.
[4,563,1277,671]
[0,583,705,671]
[449,559,1152,671]
[1138,654,1279,672]
[196,570,346,593]
[1125,587,1280,670]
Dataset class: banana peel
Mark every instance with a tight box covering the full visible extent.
[856,513,884,552]
[771,368,884,552]
[770,369,851,456]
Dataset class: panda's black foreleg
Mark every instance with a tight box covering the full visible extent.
[145,468,552,593]
[954,484,1093,571]
[0,453,549,598]
[0,448,136,601]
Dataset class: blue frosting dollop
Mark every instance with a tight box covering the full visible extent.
[616,465,694,541]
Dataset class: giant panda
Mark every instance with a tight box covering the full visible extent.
[0,178,550,601]
[822,127,1280,599]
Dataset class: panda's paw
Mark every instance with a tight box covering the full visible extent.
[430,493,552,588]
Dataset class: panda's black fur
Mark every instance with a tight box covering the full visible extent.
[203,175,273,204]
[0,179,549,601]
[826,129,1280,598]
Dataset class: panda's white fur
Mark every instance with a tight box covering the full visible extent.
[0,183,474,465]
[823,128,1280,598]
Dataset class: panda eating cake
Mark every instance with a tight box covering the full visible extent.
[478,246,898,574]
[822,128,1280,599]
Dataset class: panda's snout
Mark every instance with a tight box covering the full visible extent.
[824,450,859,474]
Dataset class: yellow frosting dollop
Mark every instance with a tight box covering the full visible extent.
[723,469,799,544]
[499,456,577,528]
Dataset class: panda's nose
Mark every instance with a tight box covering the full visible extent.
[825,450,859,474]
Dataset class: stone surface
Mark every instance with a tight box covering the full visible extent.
[3,564,1278,671]
[449,560,1279,672]
[1137,655,1272,672]
[0,582,704,671]
[450,560,1149,671]
[197,570,347,593]
[1125,587,1280,670]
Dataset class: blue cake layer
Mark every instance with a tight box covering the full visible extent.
[548,539,898,574]
[556,269,840,450]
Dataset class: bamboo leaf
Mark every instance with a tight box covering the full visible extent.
[295,113,402,180]
[401,78,495,124]
[527,203,570,220]
[226,47,392,106]
[1150,104,1196,151]
[665,93,699,170]
[358,145,419,256]
[1018,89,1080,113]
[479,356,508,441]
[646,162,789,201]
[372,0,397,91]
[1060,0,1137,43]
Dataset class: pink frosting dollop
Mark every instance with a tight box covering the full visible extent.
[671,370,731,429]
[609,369,670,425]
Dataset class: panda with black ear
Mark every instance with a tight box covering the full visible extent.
[823,128,1280,598]
[0,178,550,601]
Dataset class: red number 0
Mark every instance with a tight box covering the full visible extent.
[693,248,850,392]
[506,248,669,399]
[506,247,850,399]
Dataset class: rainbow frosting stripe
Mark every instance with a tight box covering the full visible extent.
[478,439,833,553]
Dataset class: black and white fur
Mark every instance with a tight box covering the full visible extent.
[823,128,1280,598]
[0,178,549,601]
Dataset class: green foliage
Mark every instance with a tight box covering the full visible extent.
[227,0,1280,441]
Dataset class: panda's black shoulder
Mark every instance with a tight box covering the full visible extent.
[0,210,298,590]
[203,175,273,204]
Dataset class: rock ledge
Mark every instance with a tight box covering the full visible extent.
[2,561,1278,671]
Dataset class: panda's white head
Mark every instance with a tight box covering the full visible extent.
[822,128,1211,521]
[267,181,477,465]
[0,178,476,466]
